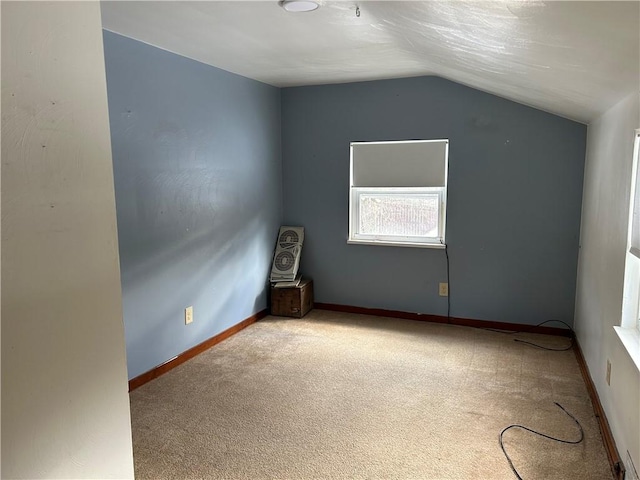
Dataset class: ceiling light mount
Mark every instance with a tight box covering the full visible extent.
[279,0,319,13]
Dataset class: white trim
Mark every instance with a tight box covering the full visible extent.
[442,140,449,239]
[614,326,640,372]
[347,238,446,249]
[621,251,640,329]
[350,139,449,147]
[627,131,640,258]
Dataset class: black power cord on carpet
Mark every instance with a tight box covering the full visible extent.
[500,402,585,480]
[438,242,571,350]
[438,246,583,477]
[485,319,575,351]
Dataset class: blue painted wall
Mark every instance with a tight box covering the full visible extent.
[103,31,282,379]
[281,77,587,325]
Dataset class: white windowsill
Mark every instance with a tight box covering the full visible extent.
[347,239,446,249]
[613,326,640,372]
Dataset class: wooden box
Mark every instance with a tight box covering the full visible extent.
[271,278,314,318]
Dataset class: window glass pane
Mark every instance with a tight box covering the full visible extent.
[359,194,439,237]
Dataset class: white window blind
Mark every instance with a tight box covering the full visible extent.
[630,130,640,258]
[351,140,448,188]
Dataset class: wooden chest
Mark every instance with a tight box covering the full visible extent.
[271,278,314,318]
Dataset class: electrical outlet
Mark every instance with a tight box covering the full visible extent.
[185,306,193,325]
[606,359,611,385]
[439,283,449,297]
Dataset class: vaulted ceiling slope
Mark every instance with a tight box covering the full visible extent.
[101,1,639,123]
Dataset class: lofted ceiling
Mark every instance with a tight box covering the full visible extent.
[101,1,640,123]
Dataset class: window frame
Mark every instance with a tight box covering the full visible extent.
[347,139,449,249]
[615,129,640,372]
[622,130,640,333]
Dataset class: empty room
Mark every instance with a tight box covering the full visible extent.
[2,1,639,479]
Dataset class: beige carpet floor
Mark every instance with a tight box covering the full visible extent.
[130,309,613,480]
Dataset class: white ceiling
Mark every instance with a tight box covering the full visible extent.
[101,1,640,123]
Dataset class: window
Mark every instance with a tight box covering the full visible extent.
[617,129,640,372]
[622,130,640,332]
[348,139,448,248]
[631,129,640,334]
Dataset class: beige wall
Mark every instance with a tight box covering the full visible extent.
[1,2,134,477]
[575,90,640,472]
